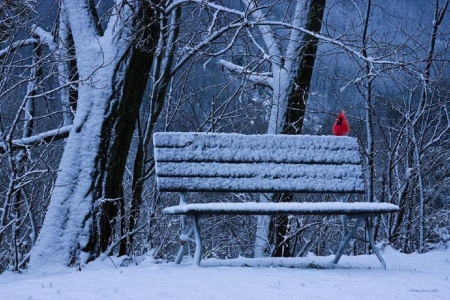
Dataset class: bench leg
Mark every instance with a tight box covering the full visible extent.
[341,215,348,238]
[174,215,203,266]
[175,244,188,265]
[365,217,386,270]
[175,225,194,264]
[192,215,202,266]
[332,217,363,264]
[175,194,189,264]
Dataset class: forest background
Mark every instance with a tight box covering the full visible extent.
[0,0,449,273]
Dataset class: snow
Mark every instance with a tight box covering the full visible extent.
[154,132,364,193]
[157,174,363,193]
[0,125,71,152]
[154,132,361,163]
[29,1,141,268]
[1,247,449,300]
[218,59,274,87]
[158,162,361,178]
[33,26,57,51]
[163,202,399,215]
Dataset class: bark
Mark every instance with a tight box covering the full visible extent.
[362,0,374,205]
[128,6,181,253]
[282,0,326,135]
[95,18,158,256]
[271,193,293,257]
[85,2,160,258]
[271,0,325,257]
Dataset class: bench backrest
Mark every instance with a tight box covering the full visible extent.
[153,132,365,194]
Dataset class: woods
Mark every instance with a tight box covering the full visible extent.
[0,0,449,272]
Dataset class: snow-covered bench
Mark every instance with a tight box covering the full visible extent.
[154,132,399,269]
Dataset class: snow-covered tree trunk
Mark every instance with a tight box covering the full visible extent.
[57,3,78,126]
[282,0,326,135]
[231,0,325,257]
[272,0,325,257]
[30,0,159,267]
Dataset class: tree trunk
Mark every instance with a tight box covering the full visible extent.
[282,0,326,135]
[128,6,181,254]
[94,23,158,256]
[271,0,325,257]
[30,1,159,267]
[57,3,78,126]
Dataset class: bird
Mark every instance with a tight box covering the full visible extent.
[332,111,350,136]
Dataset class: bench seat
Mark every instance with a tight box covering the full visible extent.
[163,202,399,216]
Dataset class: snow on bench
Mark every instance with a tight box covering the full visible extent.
[163,202,400,216]
[153,132,399,269]
[154,132,365,193]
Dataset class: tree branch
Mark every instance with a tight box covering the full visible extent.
[0,126,72,154]
[0,39,39,59]
[218,59,273,88]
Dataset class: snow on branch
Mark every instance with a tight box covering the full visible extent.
[0,38,39,59]
[171,22,246,76]
[218,59,273,88]
[32,26,57,51]
[242,0,282,65]
[0,125,72,154]
[0,27,56,60]
[255,21,408,67]
[166,1,407,73]
[165,0,245,17]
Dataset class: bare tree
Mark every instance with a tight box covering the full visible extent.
[218,0,326,257]
[29,0,160,268]
[309,0,450,254]
[0,0,55,272]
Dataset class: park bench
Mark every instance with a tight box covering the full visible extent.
[154,132,399,269]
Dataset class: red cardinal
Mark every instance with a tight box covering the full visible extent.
[332,111,350,136]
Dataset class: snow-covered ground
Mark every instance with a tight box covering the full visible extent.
[1,246,449,300]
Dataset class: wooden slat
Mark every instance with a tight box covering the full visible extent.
[155,147,361,164]
[156,177,364,193]
[156,162,362,179]
[154,132,361,164]
[154,132,359,151]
